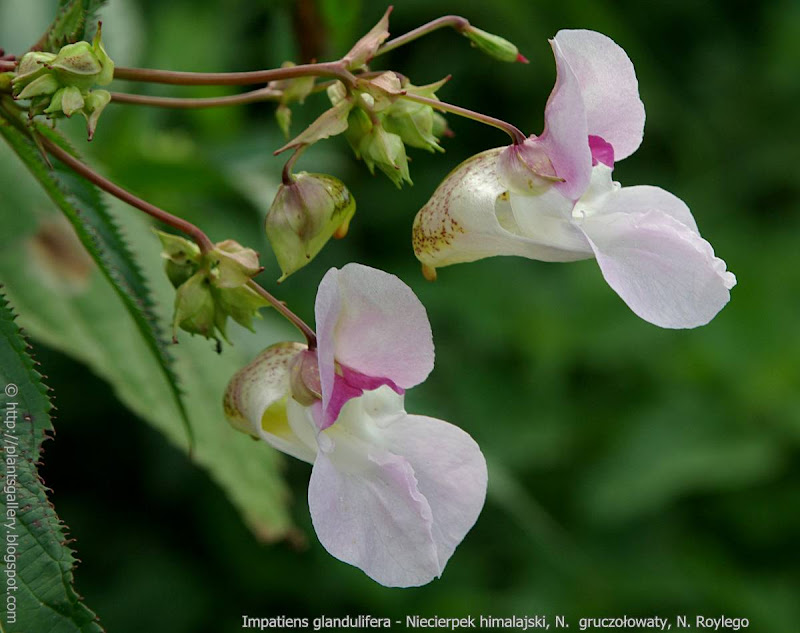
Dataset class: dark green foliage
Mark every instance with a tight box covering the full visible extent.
[0,292,103,632]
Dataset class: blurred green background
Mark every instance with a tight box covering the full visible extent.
[1,0,799,630]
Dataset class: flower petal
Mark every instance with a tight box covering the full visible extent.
[223,342,317,463]
[579,210,736,328]
[305,387,487,587]
[315,263,434,423]
[538,39,592,200]
[413,149,592,268]
[553,29,645,161]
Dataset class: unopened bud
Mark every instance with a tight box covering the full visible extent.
[383,99,443,153]
[210,239,262,288]
[343,7,392,70]
[497,137,563,194]
[266,172,356,281]
[359,124,411,188]
[156,230,202,287]
[344,106,373,158]
[463,25,526,63]
[173,271,216,338]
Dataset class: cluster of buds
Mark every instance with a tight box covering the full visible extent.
[328,74,450,188]
[157,232,270,342]
[11,25,113,140]
[266,172,356,281]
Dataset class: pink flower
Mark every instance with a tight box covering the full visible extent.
[225,263,487,587]
[413,30,735,329]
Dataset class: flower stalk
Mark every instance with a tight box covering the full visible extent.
[35,131,317,347]
[400,92,526,144]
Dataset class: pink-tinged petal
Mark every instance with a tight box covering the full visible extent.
[554,30,645,161]
[315,263,434,425]
[315,267,342,428]
[413,149,592,269]
[579,210,736,328]
[589,135,615,167]
[591,182,699,233]
[307,387,487,587]
[538,39,592,200]
[309,447,440,587]
[378,412,487,574]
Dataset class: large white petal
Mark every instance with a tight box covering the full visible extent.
[223,342,316,463]
[305,387,487,587]
[580,210,736,328]
[554,30,645,161]
[413,149,593,268]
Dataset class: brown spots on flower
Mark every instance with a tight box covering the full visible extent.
[223,341,305,436]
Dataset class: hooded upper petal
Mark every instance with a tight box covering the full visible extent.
[300,387,487,587]
[553,29,645,161]
[536,38,592,199]
[413,149,594,269]
[579,208,736,328]
[315,263,434,425]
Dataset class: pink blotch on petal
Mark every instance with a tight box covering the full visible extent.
[589,135,615,168]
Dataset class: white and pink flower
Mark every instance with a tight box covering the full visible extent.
[224,263,487,587]
[413,30,736,329]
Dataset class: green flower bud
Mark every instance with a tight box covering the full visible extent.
[159,232,268,341]
[82,89,111,141]
[0,72,13,92]
[266,172,356,281]
[462,25,526,63]
[359,124,412,188]
[49,25,114,90]
[173,271,216,338]
[431,112,450,138]
[344,106,373,158]
[383,99,443,153]
[156,230,202,288]
[215,285,270,334]
[15,72,59,100]
[209,239,263,288]
[12,52,56,94]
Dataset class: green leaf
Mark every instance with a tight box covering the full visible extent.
[0,138,295,540]
[37,0,107,52]
[0,291,103,632]
[0,113,195,450]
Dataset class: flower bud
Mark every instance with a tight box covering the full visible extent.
[344,106,372,158]
[0,72,13,92]
[214,284,270,334]
[15,73,59,100]
[156,230,202,287]
[210,239,263,288]
[271,62,316,137]
[343,7,392,70]
[431,112,450,138]
[497,138,563,194]
[82,89,111,141]
[12,52,56,95]
[173,271,216,338]
[383,99,443,153]
[266,172,356,281]
[462,25,527,63]
[359,124,412,188]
